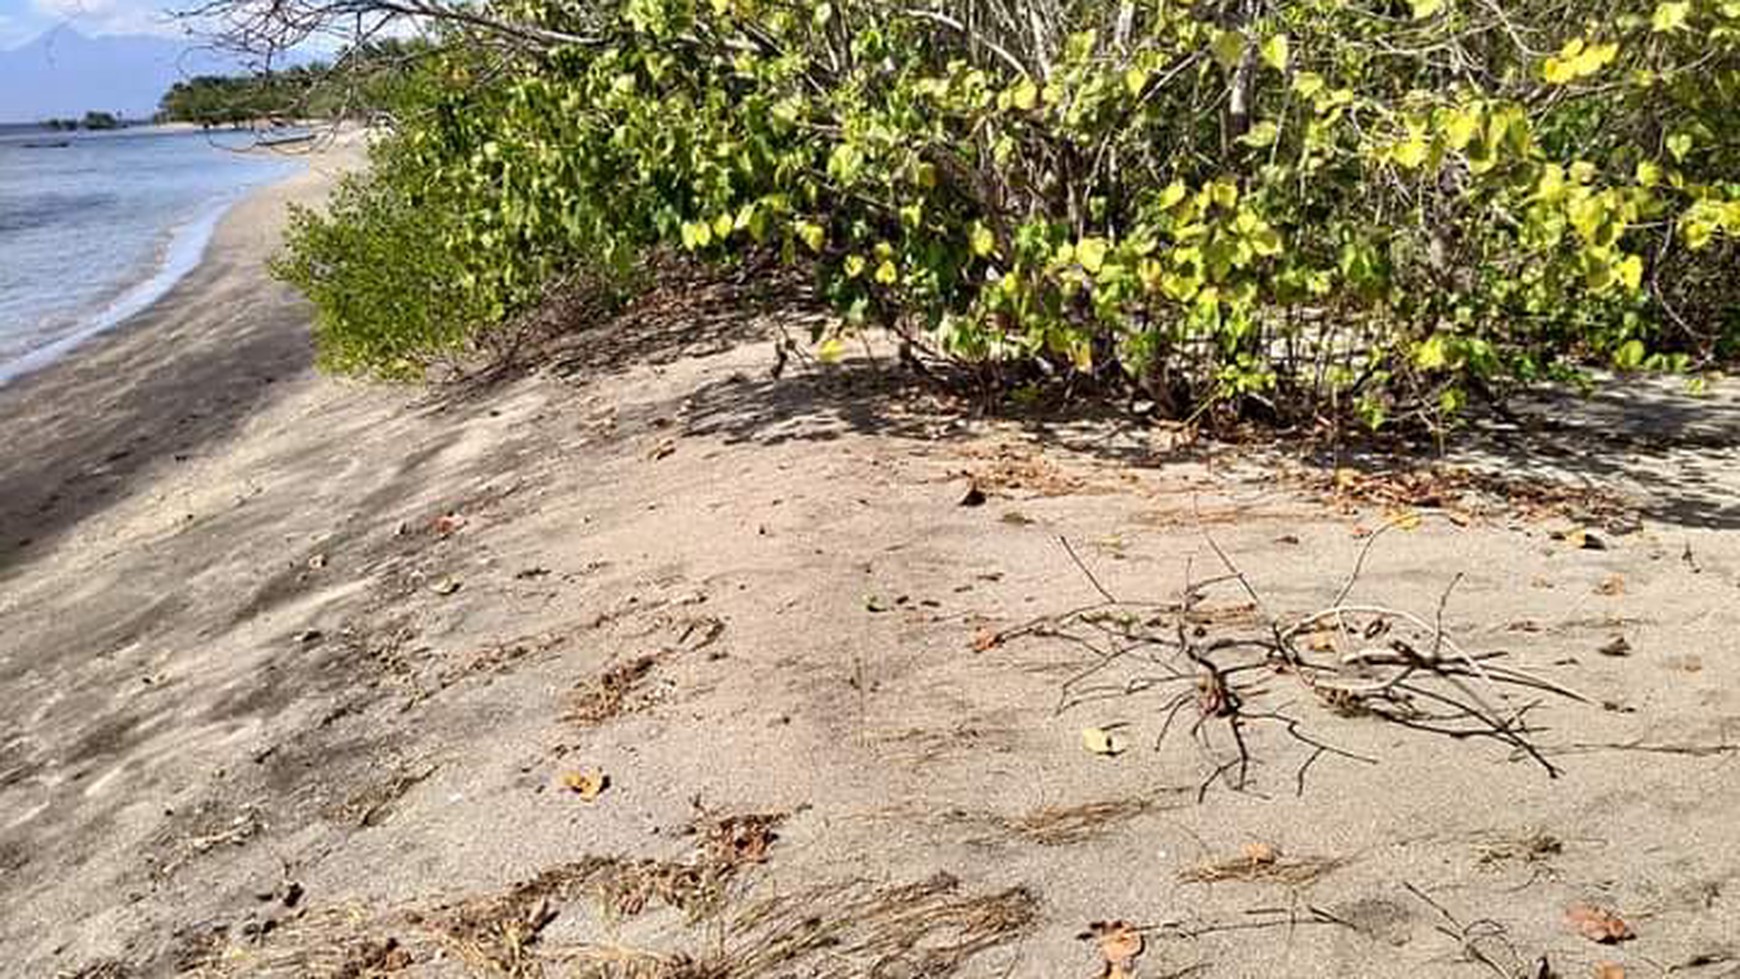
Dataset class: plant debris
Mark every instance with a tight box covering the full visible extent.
[561,767,609,801]
[568,654,661,726]
[1081,919,1143,978]
[1080,726,1127,756]
[1566,903,1635,944]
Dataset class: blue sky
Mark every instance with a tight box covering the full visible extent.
[0,0,183,48]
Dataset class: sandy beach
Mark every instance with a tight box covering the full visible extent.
[3,139,1740,978]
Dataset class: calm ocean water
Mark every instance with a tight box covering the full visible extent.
[0,127,301,385]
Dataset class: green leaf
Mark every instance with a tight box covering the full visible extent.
[1007,78,1039,111]
[1667,132,1693,160]
[1410,0,1445,18]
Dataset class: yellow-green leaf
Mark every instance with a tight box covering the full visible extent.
[1008,78,1039,112]
[874,259,898,284]
[796,220,825,252]
[1292,71,1325,99]
[1614,338,1646,369]
[1080,726,1126,756]
[1260,35,1290,72]
[1415,334,1449,370]
[1123,67,1149,98]
[1075,237,1110,273]
[1391,130,1430,169]
[1652,1,1690,31]
[1238,120,1279,148]
[1616,253,1644,291]
[970,222,996,257]
[1410,0,1444,17]
[1211,30,1245,72]
[817,337,846,363]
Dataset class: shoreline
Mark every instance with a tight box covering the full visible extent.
[0,137,361,566]
[0,132,331,388]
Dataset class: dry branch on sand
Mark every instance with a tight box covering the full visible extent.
[1000,529,1590,800]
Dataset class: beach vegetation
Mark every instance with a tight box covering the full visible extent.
[257,0,1740,428]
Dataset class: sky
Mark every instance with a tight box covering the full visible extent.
[0,0,187,47]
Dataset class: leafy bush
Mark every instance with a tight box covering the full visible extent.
[277,0,1740,426]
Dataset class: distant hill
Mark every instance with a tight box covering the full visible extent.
[0,27,247,123]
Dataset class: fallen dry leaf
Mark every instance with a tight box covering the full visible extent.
[1081,920,1143,977]
[1566,902,1634,944]
[1306,631,1336,653]
[1593,963,1625,979]
[1385,508,1423,530]
[1241,841,1280,866]
[561,768,610,801]
[1080,727,1126,757]
[1596,574,1625,597]
[971,627,1001,652]
[431,512,466,535]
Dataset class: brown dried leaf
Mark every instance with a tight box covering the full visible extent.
[1566,902,1634,944]
[431,512,466,535]
[1082,920,1144,974]
[1596,574,1625,597]
[971,627,1001,652]
[1593,963,1625,979]
[561,767,609,801]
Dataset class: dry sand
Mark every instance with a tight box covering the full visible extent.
[2,152,1739,979]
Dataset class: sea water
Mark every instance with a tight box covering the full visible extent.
[0,126,301,386]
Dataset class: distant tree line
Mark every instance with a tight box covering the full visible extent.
[156,42,419,127]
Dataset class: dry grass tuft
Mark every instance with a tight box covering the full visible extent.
[1179,845,1346,887]
[1004,798,1162,846]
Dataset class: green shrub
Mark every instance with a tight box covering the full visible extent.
[276,0,1740,425]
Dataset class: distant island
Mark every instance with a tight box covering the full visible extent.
[40,111,124,131]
